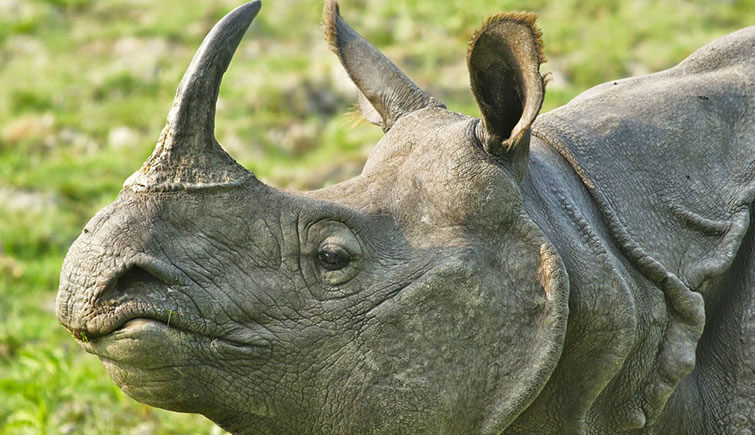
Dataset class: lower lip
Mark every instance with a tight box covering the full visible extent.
[79,319,173,357]
[81,318,270,364]
[113,318,160,336]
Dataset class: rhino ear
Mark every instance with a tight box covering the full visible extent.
[323,0,445,132]
[468,13,546,181]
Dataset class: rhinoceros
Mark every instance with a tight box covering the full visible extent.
[56,0,754,433]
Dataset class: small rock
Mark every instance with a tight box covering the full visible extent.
[58,128,99,154]
[107,126,140,150]
[0,186,57,212]
[129,421,157,435]
[111,36,171,80]
[51,400,92,432]
[3,35,48,68]
[59,423,78,435]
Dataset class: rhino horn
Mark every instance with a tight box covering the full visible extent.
[323,0,445,132]
[124,1,261,192]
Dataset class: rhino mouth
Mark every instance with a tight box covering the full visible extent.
[59,253,272,361]
[67,264,206,342]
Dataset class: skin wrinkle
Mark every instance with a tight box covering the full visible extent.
[357,262,439,323]
[290,211,305,290]
[202,211,280,271]
[84,201,268,344]
[237,273,282,323]
[163,242,234,323]
[67,243,150,331]
[169,248,218,301]
[100,361,185,383]
[550,186,639,427]
[260,217,284,268]
[269,280,300,323]
[517,143,626,431]
[179,226,259,319]
[165,260,220,335]
[290,276,321,323]
[533,115,708,421]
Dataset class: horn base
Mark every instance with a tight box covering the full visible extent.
[124,126,253,192]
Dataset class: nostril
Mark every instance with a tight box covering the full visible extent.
[117,267,158,292]
[99,266,166,303]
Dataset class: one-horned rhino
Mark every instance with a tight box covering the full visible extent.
[56,1,754,433]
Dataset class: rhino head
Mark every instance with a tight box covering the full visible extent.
[56,1,568,432]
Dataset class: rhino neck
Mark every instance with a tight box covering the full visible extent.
[513,135,639,432]
[519,131,713,431]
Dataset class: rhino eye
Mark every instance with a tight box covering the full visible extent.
[306,222,362,290]
[317,244,351,270]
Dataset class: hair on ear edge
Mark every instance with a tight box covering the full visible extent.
[322,1,370,129]
[542,71,553,87]
[467,11,547,65]
[322,0,340,53]
[345,103,367,128]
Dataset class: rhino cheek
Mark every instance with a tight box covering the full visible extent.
[313,262,498,431]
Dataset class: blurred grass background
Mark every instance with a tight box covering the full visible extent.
[0,0,753,433]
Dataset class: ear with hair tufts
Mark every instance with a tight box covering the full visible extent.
[468,12,546,181]
[323,0,445,132]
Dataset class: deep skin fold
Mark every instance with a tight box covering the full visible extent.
[56,0,754,433]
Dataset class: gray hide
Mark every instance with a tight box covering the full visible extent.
[56,0,755,433]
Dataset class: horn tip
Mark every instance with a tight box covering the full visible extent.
[236,0,262,21]
[226,1,262,24]
[244,0,262,13]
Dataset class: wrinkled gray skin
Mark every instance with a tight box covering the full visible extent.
[56,1,755,433]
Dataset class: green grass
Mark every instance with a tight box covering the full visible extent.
[1,0,753,432]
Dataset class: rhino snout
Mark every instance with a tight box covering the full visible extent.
[57,248,196,342]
